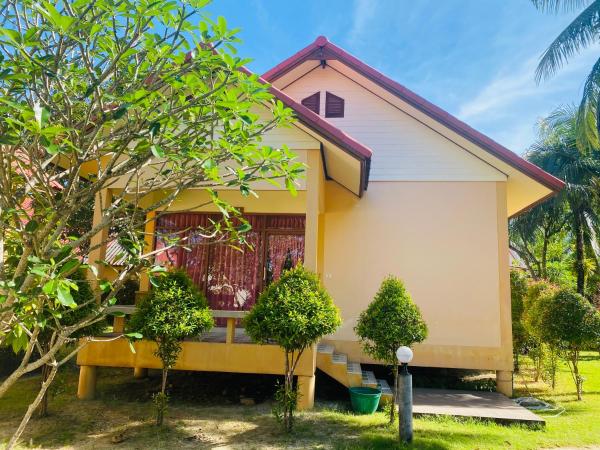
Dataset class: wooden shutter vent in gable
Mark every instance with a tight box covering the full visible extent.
[301,92,320,114]
[325,91,344,118]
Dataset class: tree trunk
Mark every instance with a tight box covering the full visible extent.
[37,364,51,418]
[541,233,549,279]
[6,363,59,450]
[574,212,586,295]
[572,351,583,401]
[156,367,168,426]
[283,352,294,432]
[390,364,398,425]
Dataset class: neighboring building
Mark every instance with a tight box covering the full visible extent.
[77,36,564,408]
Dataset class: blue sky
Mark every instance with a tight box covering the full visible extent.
[204,0,599,155]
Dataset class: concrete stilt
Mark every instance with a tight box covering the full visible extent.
[297,374,315,410]
[133,367,148,379]
[77,365,97,400]
[496,370,513,397]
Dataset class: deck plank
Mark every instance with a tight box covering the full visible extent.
[412,388,545,426]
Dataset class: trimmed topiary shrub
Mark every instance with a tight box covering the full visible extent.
[510,269,528,372]
[128,269,213,425]
[355,276,428,424]
[537,289,600,400]
[245,265,341,432]
[522,280,559,385]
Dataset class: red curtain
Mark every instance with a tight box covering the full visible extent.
[265,234,305,285]
[154,213,305,319]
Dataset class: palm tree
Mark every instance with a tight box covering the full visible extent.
[533,0,600,147]
[509,196,568,279]
[526,106,600,294]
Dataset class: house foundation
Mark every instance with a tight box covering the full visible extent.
[496,370,513,397]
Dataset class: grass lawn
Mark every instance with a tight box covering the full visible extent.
[0,353,599,449]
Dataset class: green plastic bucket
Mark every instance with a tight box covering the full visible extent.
[349,387,382,414]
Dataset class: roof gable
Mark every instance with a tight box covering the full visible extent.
[263,36,565,198]
[280,64,507,183]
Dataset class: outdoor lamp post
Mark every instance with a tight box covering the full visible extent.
[396,346,413,443]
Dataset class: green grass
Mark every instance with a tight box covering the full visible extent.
[1,353,599,449]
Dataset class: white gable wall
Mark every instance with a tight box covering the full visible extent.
[282,66,506,182]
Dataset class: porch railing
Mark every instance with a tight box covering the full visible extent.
[106,305,249,344]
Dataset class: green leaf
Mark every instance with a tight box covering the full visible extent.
[125,332,142,339]
[99,281,111,293]
[151,145,164,158]
[0,27,22,43]
[25,220,39,233]
[57,284,76,307]
[42,279,57,295]
[59,259,80,275]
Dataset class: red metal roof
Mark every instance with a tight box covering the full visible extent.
[263,36,565,193]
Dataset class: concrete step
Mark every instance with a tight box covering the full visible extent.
[317,347,352,387]
[316,343,334,355]
[331,353,347,365]
[347,361,362,374]
[361,370,377,388]
[346,361,363,387]
[377,378,394,404]
[377,378,393,395]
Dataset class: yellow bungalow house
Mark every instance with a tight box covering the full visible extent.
[76,36,564,409]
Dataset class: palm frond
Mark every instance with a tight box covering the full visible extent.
[577,56,600,148]
[535,0,600,82]
[531,0,593,13]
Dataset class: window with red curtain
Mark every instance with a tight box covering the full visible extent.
[154,213,305,319]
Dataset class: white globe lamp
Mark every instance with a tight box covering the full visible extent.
[396,346,413,364]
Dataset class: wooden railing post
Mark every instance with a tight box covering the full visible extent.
[226,318,236,344]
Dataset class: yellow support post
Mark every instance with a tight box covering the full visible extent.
[88,189,112,286]
[226,318,236,344]
[297,374,315,410]
[133,367,148,379]
[112,316,125,333]
[77,365,97,400]
[138,210,157,295]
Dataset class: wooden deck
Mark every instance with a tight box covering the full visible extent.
[413,388,545,426]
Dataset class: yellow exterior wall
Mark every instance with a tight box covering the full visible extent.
[86,156,513,374]
[321,180,512,371]
[159,189,307,214]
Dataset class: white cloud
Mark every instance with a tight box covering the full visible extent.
[458,45,599,121]
[348,0,377,45]
[455,44,599,151]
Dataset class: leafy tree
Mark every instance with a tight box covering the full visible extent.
[510,269,529,371]
[245,266,341,432]
[522,280,559,383]
[355,276,428,425]
[37,270,106,418]
[6,270,107,443]
[537,289,600,399]
[128,269,213,425]
[525,106,600,296]
[533,0,600,146]
[509,198,568,280]
[0,0,301,445]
